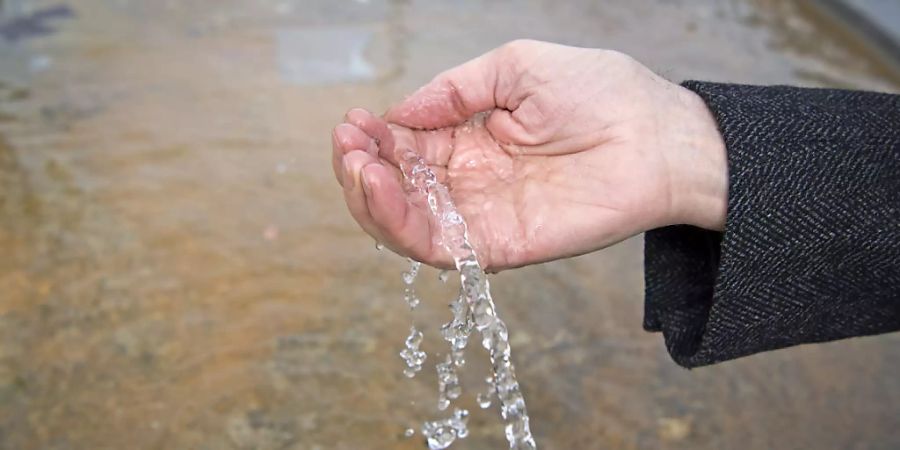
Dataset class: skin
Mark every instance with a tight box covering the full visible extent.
[332,40,728,271]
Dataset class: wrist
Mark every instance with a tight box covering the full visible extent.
[664,86,728,231]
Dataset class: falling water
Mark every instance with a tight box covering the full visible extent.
[477,375,495,409]
[422,408,470,450]
[400,326,427,378]
[403,259,422,309]
[397,148,537,449]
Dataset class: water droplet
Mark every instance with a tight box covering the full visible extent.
[404,428,416,438]
[442,211,463,225]
[404,288,420,309]
[438,270,450,283]
[422,408,469,450]
[400,326,426,378]
[402,259,421,285]
[402,259,422,309]
[375,241,384,251]
[435,354,461,407]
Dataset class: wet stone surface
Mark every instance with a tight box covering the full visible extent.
[0,0,897,449]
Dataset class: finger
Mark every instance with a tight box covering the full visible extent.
[333,123,377,187]
[486,103,548,147]
[385,43,516,129]
[391,124,455,168]
[344,108,398,166]
[342,150,388,245]
[361,163,452,268]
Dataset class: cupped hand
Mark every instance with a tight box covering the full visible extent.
[332,40,727,271]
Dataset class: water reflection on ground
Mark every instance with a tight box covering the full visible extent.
[0,0,897,449]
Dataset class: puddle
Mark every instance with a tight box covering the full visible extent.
[0,4,75,42]
[277,25,388,86]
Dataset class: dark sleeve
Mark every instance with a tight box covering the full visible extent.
[643,81,900,368]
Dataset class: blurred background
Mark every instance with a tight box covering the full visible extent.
[0,0,898,449]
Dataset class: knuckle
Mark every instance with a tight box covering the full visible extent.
[499,39,541,58]
[599,49,638,66]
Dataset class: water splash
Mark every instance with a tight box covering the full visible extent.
[435,354,461,410]
[403,259,422,309]
[422,408,469,450]
[399,148,537,449]
[477,375,495,409]
[399,326,426,378]
[441,291,470,347]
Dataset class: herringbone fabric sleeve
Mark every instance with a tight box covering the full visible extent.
[643,81,900,368]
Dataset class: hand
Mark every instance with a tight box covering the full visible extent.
[332,40,727,271]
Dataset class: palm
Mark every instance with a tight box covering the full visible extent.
[389,115,665,270]
[396,119,541,269]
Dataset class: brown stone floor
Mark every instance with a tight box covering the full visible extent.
[0,1,897,449]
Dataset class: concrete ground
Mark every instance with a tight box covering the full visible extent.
[0,1,897,449]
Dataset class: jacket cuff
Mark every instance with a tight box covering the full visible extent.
[643,226,721,367]
[644,80,900,368]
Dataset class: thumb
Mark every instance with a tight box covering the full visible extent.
[385,41,524,129]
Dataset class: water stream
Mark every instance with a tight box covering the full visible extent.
[397,148,537,449]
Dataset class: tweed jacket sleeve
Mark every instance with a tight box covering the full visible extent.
[643,81,900,368]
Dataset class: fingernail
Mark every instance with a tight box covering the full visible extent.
[361,167,372,195]
[343,159,355,190]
